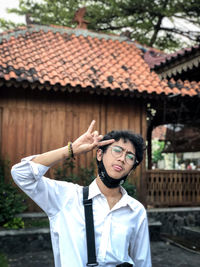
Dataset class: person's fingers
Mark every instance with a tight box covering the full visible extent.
[93,130,98,136]
[98,139,115,147]
[87,120,96,134]
[92,131,99,146]
[91,130,98,139]
[97,135,103,141]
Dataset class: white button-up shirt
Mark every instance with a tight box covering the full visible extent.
[11,156,152,267]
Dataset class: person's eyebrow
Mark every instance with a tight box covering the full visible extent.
[114,145,135,155]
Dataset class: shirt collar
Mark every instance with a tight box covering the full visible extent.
[88,179,136,211]
[88,179,102,199]
[119,186,136,211]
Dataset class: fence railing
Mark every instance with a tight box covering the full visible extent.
[146,170,200,207]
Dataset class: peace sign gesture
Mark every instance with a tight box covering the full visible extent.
[72,120,114,155]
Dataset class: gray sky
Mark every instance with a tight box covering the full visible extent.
[1,0,25,23]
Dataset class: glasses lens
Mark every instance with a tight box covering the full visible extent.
[111,146,123,157]
[126,153,136,165]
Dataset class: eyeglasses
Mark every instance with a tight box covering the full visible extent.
[110,145,136,165]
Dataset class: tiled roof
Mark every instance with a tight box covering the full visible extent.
[0,25,198,97]
[167,78,200,97]
[145,45,200,69]
[144,50,167,69]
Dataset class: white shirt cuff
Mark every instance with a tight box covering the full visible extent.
[21,155,50,180]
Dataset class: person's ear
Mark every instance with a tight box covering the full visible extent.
[96,149,103,161]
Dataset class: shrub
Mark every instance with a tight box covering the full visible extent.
[152,140,165,164]
[0,158,27,229]
[24,218,49,229]
[0,253,8,267]
[54,158,95,185]
[122,180,137,199]
[3,217,24,230]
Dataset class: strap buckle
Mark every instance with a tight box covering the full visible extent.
[83,198,92,206]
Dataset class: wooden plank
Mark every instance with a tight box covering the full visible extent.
[48,109,67,178]
[99,95,106,135]
[15,109,26,160]
[5,109,17,164]
[25,110,34,156]
[32,109,42,155]
[107,99,116,131]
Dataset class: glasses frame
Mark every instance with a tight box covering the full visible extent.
[110,145,137,165]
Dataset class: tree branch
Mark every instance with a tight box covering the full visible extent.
[173,15,200,25]
[160,27,199,41]
[149,16,163,46]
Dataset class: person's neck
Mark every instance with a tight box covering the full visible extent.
[96,175,121,198]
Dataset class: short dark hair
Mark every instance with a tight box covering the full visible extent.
[99,130,146,168]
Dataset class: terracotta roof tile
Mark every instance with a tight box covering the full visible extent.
[0,25,198,97]
[167,78,200,96]
[144,45,200,69]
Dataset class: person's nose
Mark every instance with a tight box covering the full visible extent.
[118,152,126,163]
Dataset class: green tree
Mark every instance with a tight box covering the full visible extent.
[2,0,200,51]
[152,140,165,164]
[0,18,23,30]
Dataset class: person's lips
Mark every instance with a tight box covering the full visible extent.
[113,164,123,171]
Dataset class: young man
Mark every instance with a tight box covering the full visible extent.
[11,120,152,267]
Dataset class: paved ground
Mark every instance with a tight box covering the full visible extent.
[6,241,200,267]
[151,241,200,267]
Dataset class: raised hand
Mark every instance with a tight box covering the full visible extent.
[72,120,114,155]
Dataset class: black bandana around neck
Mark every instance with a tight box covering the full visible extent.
[97,159,128,188]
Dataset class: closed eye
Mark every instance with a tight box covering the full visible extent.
[112,146,123,153]
[126,153,135,161]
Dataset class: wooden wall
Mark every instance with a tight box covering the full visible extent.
[0,85,147,210]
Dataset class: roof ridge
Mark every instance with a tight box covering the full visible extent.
[0,24,129,44]
[153,44,200,69]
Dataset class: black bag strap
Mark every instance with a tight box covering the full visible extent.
[83,186,99,266]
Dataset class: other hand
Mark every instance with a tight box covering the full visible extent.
[72,120,114,155]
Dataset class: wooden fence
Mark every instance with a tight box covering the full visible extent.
[146,170,200,207]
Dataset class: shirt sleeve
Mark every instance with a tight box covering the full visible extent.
[129,210,152,267]
[11,155,77,217]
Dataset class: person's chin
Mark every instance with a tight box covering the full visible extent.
[107,170,126,179]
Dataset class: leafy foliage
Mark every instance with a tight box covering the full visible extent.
[3,217,24,230]
[3,0,200,50]
[0,18,23,31]
[152,140,165,163]
[122,180,137,199]
[0,158,27,229]
[54,158,96,186]
[0,253,8,267]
